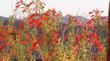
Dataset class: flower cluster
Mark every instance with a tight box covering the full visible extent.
[0,0,107,61]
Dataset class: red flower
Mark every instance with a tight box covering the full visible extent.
[40,39,44,42]
[54,39,58,43]
[93,33,98,40]
[87,18,95,30]
[19,22,24,29]
[88,18,94,24]
[29,19,36,27]
[32,42,38,46]
[29,19,41,28]
[36,23,41,28]
[88,24,95,30]
[1,30,6,35]
[54,31,59,39]
[73,40,77,46]
[73,35,81,46]
[79,34,84,38]
[88,32,102,53]
[0,42,7,51]
[74,18,81,27]
[76,36,81,42]
[26,34,30,40]
[94,40,103,53]
[35,19,41,28]
[28,13,38,21]
[29,46,35,52]
[29,42,38,52]
[45,12,49,16]
[21,41,28,45]
[1,30,7,41]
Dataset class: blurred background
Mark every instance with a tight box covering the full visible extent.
[0,0,109,18]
